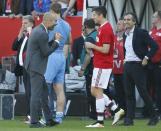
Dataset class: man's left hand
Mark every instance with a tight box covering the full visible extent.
[142,58,148,66]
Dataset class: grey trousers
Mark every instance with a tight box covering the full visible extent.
[23,68,31,116]
[29,71,52,123]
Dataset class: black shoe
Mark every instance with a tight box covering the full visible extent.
[46,119,55,127]
[30,122,45,128]
[147,116,159,126]
[46,119,59,127]
[53,121,60,126]
[123,118,134,126]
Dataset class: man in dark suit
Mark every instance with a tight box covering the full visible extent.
[25,12,61,128]
[12,15,34,123]
[123,12,159,126]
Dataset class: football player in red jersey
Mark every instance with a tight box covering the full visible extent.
[85,6,124,128]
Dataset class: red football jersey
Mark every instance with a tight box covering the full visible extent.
[150,27,161,63]
[113,35,124,74]
[93,22,114,68]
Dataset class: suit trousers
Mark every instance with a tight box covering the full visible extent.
[153,64,161,114]
[29,71,52,123]
[23,68,31,116]
[85,73,96,118]
[123,62,155,119]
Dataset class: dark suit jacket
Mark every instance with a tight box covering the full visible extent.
[25,24,59,75]
[72,36,84,66]
[12,35,27,76]
[123,27,158,60]
[12,35,27,64]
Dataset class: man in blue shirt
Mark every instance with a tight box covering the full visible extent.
[44,2,71,124]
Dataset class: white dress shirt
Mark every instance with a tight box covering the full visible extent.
[19,36,28,66]
[124,27,141,62]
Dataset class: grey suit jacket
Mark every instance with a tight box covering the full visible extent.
[25,24,59,75]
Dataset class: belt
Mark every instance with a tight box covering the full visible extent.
[125,61,142,64]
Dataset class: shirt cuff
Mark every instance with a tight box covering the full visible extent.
[144,56,149,60]
[55,40,60,44]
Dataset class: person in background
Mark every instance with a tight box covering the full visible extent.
[72,34,85,66]
[148,10,161,118]
[62,0,84,18]
[3,0,12,15]
[12,15,34,124]
[10,0,20,17]
[85,6,124,128]
[0,0,3,15]
[32,0,51,18]
[0,0,20,16]
[113,18,126,111]
[52,0,69,14]
[16,0,33,17]
[78,18,97,120]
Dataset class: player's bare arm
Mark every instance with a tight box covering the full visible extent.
[85,42,110,54]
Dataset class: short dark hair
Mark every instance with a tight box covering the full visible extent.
[157,10,161,19]
[124,12,137,22]
[84,19,95,29]
[92,6,107,18]
[50,2,62,14]
[118,17,124,21]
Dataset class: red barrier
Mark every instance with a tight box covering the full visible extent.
[0,16,82,59]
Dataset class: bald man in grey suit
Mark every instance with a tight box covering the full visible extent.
[25,12,62,128]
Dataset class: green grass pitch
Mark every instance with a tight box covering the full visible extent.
[0,117,161,131]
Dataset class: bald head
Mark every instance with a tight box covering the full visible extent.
[42,12,57,30]
[43,12,56,23]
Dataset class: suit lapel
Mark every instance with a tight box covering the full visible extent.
[132,27,137,46]
[40,24,48,33]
